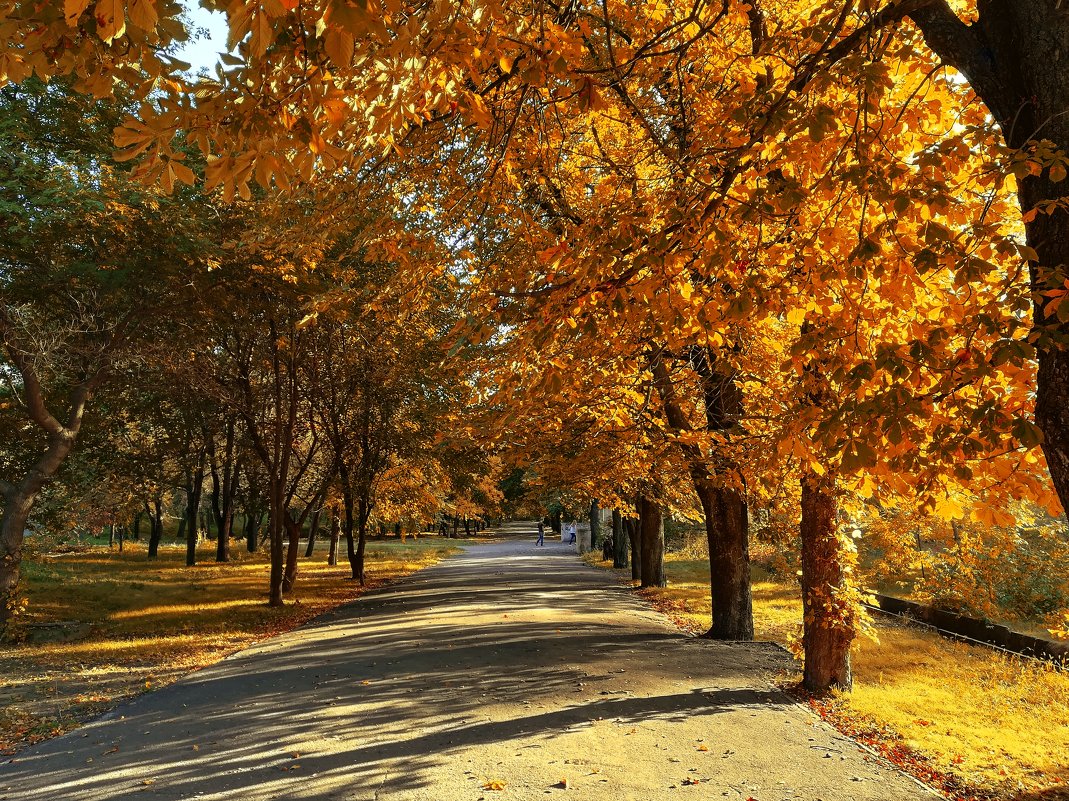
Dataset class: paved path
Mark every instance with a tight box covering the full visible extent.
[0,524,933,801]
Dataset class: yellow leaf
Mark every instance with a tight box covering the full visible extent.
[482,780,506,791]
[94,0,126,43]
[1052,162,1067,183]
[128,0,158,31]
[64,0,91,25]
[499,55,514,74]
[324,27,355,68]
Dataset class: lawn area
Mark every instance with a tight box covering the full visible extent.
[587,553,1069,800]
[0,535,469,754]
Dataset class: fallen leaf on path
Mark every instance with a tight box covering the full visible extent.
[558,777,570,789]
[696,745,708,752]
[482,779,506,790]
[681,777,701,786]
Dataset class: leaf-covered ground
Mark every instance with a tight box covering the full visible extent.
[0,536,467,754]
[585,553,1069,801]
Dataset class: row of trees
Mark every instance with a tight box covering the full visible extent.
[0,78,503,622]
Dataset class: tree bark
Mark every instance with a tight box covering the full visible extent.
[637,496,666,588]
[185,451,206,568]
[651,353,753,640]
[328,507,341,565]
[626,517,640,580]
[800,471,854,692]
[305,507,321,558]
[282,510,302,593]
[589,498,601,549]
[147,497,164,560]
[695,482,754,640]
[612,509,628,568]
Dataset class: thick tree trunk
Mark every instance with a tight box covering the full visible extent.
[612,509,628,568]
[696,482,755,640]
[800,471,854,692]
[342,487,360,581]
[464,516,471,537]
[0,492,33,623]
[328,507,340,565]
[451,516,459,539]
[637,496,666,588]
[650,354,754,640]
[267,481,285,606]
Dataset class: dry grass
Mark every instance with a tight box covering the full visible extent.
[586,552,1069,800]
[0,536,466,754]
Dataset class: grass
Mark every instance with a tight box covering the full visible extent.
[586,552,1069,801]
[0,535,468,754]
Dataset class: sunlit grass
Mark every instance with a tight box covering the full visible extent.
[587,552,1069,798]
[1,535,467,753]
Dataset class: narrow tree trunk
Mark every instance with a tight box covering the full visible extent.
[328,507,340,566]
[612,509,628,568]
[464,516,471,537]
[627,518,640,580]
[800,471,853,692]
[147,499,164,560]
[394,521,401,539]
[245,508,260,553]
[267,481,285,606]
[108,524,115,548]
[353,494,370,585]
[451,516,459,539]
[637,496,666,588]
[132,511,142,540]
[185,454,205,568]
[117,525,125,553]
[343,488,360,581]
[305,508,321,558]
[590,499,601,549]
[282,510,301,593]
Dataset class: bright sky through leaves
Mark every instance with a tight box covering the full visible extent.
[175,1,228,75]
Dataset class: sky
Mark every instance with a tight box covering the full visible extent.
[175,2,229,75]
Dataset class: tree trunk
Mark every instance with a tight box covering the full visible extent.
[589,498,601,549]
[627,517,640,580]
[305,508,321,558]
[464,516,471,537]
[108,524,115,547]
[282,510,301,593]
[185,453,205,568]
[800,471,853,692]
[612,509,628,568]
[267,480,285,606]
[451,516,459,539]
[133,511,142,540]
[394,521,402,539]
[354,494,371,585]
[118,525,125,553]
[147,498,164,560]
[328,507,341,566]
[342,487,360,581]
[637,496,666,588]
[696,482,754,641]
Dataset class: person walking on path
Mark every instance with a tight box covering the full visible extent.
[536,521,545,546]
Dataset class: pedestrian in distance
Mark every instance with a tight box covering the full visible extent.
[536,521,545,546]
